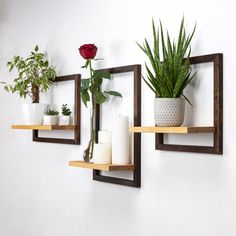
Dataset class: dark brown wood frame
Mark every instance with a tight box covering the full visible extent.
[156,53,223,154]
[33,74,81,145]
[93,65,141,187]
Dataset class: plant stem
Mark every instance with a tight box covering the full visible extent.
[89,60,95,160]
[83,60,95,162]
[32,82,39,103]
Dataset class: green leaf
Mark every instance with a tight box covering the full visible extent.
[91,78,102,93]
[81,90,90,107]
[4,85,9,92]
[104,90,122,97]
[93,71,111,79]
[94,91,106,104]
[81,79,90,90]
[34,45,39,52]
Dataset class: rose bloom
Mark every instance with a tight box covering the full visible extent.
[79,44,97,59]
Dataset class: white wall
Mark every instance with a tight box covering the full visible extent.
[0,0,235,235]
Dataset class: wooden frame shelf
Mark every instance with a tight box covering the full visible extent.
[12,74,81,145]
[11,125,76,131]
[155,53,223,154]
[130,126,215,134]
[92,64,141,187]
[69,161,135,171]
[68,65,141,187]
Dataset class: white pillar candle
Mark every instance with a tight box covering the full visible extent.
[93,144,111,164]
[98,130,112,145]
[112,115,130,164]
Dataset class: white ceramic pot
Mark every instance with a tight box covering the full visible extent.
[154,98,185,127]
[59,116,71,125]
[43,115,59,125]
[22,103,46,125]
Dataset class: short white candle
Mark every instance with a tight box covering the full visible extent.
[98,130,112,145]
[93,143,111,164]
[112,115,130,164]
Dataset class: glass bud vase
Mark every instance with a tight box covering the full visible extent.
[83,105,96,162]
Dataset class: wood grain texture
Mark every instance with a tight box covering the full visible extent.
[12,125,76,130]
[69,161,135,171]
[130,126,215,133]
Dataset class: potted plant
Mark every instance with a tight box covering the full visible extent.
[59,104,72,125]
[137,18,196,126]
[43,108,59,125]
[1,45,56,125]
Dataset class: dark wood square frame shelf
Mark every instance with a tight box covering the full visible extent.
[93,64,141,187]
[156,53,223,154]
[33,74,81,145]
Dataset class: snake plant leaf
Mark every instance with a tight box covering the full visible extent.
[142,75,157,95]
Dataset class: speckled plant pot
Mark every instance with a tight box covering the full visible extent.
[154,98,185,127]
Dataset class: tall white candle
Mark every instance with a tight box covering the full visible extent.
[112,115,130,164]
[93,144,111,164]
[98,130,112,145]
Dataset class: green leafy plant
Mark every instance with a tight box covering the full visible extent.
[45,108,59,116]
[61,104,71,116]
[2,45,56,103]
[137,17,196,104]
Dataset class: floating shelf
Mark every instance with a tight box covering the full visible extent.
[69,161,135,171]
[129,126,215,134]
[154,53,223,154]
[11,125,76,131]
[69,65,141,187]
[11,74,81,145]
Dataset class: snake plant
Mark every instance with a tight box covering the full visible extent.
[137,17,196,104]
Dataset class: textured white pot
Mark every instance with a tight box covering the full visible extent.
[43,115,59,125]
[59,116,71,125]
[154,98,185,127]
[22,103,46,125]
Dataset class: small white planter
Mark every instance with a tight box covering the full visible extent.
[59,116,71,125]
[154,98,185,127]
[43,115,59,125]
[22,103,46,125]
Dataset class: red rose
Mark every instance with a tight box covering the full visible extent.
[79,44,97,59]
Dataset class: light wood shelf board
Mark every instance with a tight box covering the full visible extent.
[129,126,215,134]
[11,125,76,131]
[69,161,135,171]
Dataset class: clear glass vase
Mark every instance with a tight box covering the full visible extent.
[83,104,96,162]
